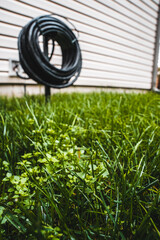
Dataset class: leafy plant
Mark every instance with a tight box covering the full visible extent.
[0,92,160,239]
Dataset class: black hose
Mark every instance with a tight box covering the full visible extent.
[18,15,82,88]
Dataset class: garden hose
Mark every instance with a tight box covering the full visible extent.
[18,15,82,88]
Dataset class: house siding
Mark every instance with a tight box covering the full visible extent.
[0,0,160,91]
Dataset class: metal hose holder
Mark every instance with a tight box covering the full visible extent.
[17,15,82,99]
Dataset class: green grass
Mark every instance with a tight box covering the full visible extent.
[0,92,160,240]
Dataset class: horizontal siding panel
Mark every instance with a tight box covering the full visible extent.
[0,36,17,49]
[0,61,8,71]
[0,73,11,77]
[82,61,151,77]
[80,69,151,82]
[0,22,20,38]
[0,75,36,84]
[0,49,19,60]
[75,78,151,89]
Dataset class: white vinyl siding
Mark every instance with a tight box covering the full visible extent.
[0,0,159,90]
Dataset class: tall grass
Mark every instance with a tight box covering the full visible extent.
[0,92,160,239]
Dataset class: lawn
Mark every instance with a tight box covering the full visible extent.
[0,92,160,240]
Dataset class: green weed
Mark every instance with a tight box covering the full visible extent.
[0,92,160,239]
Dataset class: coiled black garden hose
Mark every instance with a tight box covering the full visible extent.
[18,15,82,88]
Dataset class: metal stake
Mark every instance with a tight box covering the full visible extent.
[43,36,51,102]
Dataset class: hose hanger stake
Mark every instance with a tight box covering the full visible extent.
[18,15,82,94]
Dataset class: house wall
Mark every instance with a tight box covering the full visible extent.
[0,0,160,95]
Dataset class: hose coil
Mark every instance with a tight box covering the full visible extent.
[18,15,82,88]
